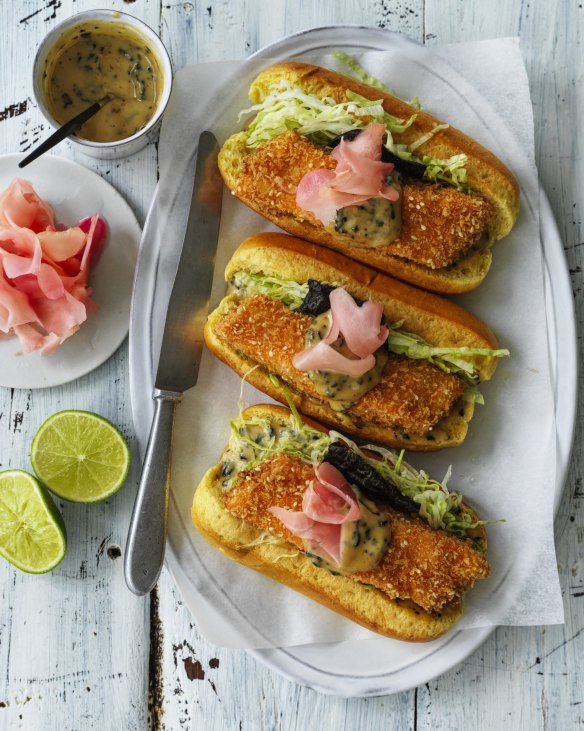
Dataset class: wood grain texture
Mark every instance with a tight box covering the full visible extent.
[0,2,158,730]
[0,0,582,729]
[420,3,584,729]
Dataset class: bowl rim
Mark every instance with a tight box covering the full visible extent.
[32,8,173,149]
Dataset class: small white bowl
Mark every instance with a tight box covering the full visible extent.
[32,10,173,159]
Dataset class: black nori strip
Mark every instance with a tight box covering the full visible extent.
[324,441,418,514]
[299,279,366,316]
[330,128,426,180]
[380,147,426,180]
[329,128,362,147]
[299,279,336,316]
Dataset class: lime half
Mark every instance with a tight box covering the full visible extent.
[0,470,67,573]
[30,410,131,503]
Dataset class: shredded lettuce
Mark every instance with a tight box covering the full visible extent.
[387,325,509,385]
[225,410,488,539]
[408,123,448,152]
[332,433,488,538]
[227,413,332,471]
[345,91,417,134]
[240,81,467,188]
[422,152,468,188]
[463,385,485,406]
[331,51,422,110]
[235,527,301,561]
[239,54,472,187]
[269,373,304,430]
[231,272,509,383]
[232,271,308,310]
[237,364,261,415]
[332,51,392,92]
[240,79,417,149]
[385,126,468,188]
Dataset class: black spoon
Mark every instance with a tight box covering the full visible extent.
[19,95,112,168]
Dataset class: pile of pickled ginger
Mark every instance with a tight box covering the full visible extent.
[0,179,105,355]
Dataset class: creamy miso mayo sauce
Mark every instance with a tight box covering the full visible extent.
[42,21,163,142]
[220,421,391,575]
[326,172,403,248]
[304,310,388,412]
[307,490,391,575]
[219,420,306,490]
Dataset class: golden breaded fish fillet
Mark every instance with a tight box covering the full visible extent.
[223,453,489,614]
[213,294,465,436]
[235,131,493,269]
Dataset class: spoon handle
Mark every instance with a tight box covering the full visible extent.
[19,96,110,168]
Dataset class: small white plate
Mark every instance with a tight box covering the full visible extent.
[0,154,140,389]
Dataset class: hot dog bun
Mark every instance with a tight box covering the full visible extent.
[191,404,488,642]
[218,61,520,294]
[204,232,504,451]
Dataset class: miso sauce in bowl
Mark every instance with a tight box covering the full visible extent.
[33,11,172,158]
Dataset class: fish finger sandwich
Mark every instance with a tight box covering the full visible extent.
[218,60,520,294]
[204,233,509,451]
[192,404,490,641]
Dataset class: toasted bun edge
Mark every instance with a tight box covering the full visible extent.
[249,62,520,239]
[219,61,520,293]
[191,403,471,642]
[225,232,502,382]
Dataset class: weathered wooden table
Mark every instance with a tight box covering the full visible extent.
[0,1,582,729]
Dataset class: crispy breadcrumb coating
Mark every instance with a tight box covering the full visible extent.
[236,131,493,268]
[214,295,465,435]
[224,453,489,613]
[388,179,493,268]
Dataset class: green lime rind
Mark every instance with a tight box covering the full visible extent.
[30,410,131,504]
[0,469,67,574]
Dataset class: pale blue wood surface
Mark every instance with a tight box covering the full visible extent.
[0,1,582,729]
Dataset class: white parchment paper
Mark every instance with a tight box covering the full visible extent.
[145,36,564,647]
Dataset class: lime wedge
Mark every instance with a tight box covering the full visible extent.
[30,410,131,503]
[0,470,67,573]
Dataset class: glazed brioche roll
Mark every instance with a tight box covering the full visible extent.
[192,404,490,642]
[218,61,520,294]
[204,232,508,451]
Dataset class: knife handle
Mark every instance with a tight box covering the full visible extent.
[124,390,180,595]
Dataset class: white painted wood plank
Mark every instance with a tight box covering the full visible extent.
[163,0,425,70]
[154,569,416,731]
[0,1,160,729]
[416,1,584,729]
[1,0,582,728]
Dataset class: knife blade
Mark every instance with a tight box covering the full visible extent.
[125,130,223,596]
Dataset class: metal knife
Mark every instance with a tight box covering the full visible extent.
[125,130,223,595]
